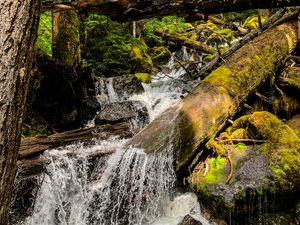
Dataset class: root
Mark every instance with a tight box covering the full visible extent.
[225,152,234,184]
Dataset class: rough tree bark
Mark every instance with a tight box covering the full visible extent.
[42,0,300,20]
[0,0,41,223]
[127,22,298,172]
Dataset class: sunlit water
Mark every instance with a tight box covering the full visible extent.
[22,53,209,225]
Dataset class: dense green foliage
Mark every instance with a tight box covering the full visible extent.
[82,14,152,76]
[142,16,189,47]
[36,11,52,57]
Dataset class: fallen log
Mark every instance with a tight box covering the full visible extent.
[41,0,300,21]
[19,122,131,160]
[154,29,215,54]
[17,22,298,177]
[127,22,298,172]
[17,147,116,177]
[195,8,299,78]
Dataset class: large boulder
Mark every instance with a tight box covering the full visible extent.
[188,111,300,224]
[94,74,144,104]
[177,215,203,225]
[94,101,149,133]
[31,57,100,132]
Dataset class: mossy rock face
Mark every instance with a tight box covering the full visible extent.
[188,111,300,222]
[247,111,300,190]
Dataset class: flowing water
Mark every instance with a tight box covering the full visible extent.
[21,53,209,225]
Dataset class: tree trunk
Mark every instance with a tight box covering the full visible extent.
[52,10,81,66]
[0,0,40,223]
[127,22,298,172]
[42,0,300,21]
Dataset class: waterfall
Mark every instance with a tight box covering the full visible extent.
[21,51,208,225]
[24,140,176,225]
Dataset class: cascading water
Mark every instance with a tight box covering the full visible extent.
[21,51,209,225]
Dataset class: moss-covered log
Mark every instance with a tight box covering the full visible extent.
[42,0,300,21]
[52,10,80,65]
[154,29,215,54]
[127,22,298,172]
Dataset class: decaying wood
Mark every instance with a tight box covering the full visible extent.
[154,29,215,54]
[17,122,130,177]
[17,147,116,178]
[196,8,294,78]
[41,0,300,21]
[127,22,298,172]
[19,122,131,160]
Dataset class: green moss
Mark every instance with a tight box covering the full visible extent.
[36,11,52,57]
[135,73,151,83]
[204,53,217,62]
[235,142,247,152]
[249,112,300,189]
[205,65,232,88]
[242,15,266,30]
[205,156,227,183]
[53,10,80,65]
[229,128,248,140]
[207,29,234,44]
[190,155,227,189]
[142,16,189,47]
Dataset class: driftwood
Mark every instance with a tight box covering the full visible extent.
[195,8,300,78]
[127,22,298,172]
[17,122,131,177]
[154,29,215,54]
[41,0,300,21]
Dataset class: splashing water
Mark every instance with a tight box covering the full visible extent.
[24,140,176,225]
[21,51,205,225]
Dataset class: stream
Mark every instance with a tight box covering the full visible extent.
[20,52,210,225]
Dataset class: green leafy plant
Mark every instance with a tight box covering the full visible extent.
[36,11,52,57]
[142,16,189,47]
[82,14,152,76]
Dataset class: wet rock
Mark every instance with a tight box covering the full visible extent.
[32,57,100,132]
[189,112,300,224]
[177,215,203,225]
[94,74,144,104]
[250,213,297,225]
[95,101,149,132]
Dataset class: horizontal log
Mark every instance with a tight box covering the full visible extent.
[17,147,116,177]
[127,22,298,172]
[154,29,215,54]
[18,122,130,161]
[42,0,300,21]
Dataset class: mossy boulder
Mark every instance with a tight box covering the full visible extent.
[188,111,300,223]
